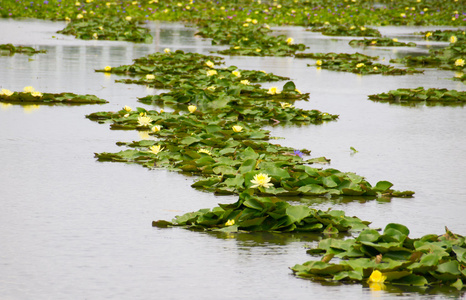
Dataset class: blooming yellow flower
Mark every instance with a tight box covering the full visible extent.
[138,115,153,127]
[356,63,365,68]
[232,71,241,78]
[360,26,366,31]
[400,13,406,17]
[206,70,217,76]
[0,89,14,96]
[240,80,250,85]
[286,37,294,45]
[75,1,80,6]
[123,105,132,112]
[252,19,258,24]
[267,87,281,95]
[233,46,241,50]
[373,66,378,70]
[24,86,35,93]
[455,58,465,67]
[146,74,155,80]
[225,219,235,226]
[250,173,273,188]
[232,125,243,132]
[104,66,112,72]
[149,145,164,155]
[243,23,249,27]
[392,38,398,42]
[280,102,293,109]
[255,48,261,52]
[207,86,216,91]
[450,36,458,43]
[368,270,387,283]
[151,125,162,132]
[371,40,377,44]
[164,48,171,53]
[93,33,98,39]
[316,60,322,66]
[31,91,43,97]
[198,149,212,155]
[188,105,197,113]
[77,13,84,19]
[160,109,164,113]
[205,60,215,68]
[425,32,432,38]
[350,26,356,30]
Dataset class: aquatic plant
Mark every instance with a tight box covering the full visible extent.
[368,87,466,105]
[0,44,46,56]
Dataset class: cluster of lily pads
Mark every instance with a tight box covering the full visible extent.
[368,87,466,106]
[0,43,46,56]
[310,24,381,37]
[0,86,107,105]
[153,190,370,234]
[295,52,422,76]
[349,38,416,48]
[57,16,152,43]
[292,224,466,290]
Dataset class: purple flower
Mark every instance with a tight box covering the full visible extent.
[294,150,304,158]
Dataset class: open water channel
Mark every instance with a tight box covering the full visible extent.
[0,19,465,299]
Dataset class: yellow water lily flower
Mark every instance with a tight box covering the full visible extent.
[198,149,212,155]
[280,102,293,109]
[252,19,258,24]
[250,173,273,188]
[233,46,241,50]
[0,89,14,96]
[164,48,171,53]
[225,219,235,226]
[205,60,215,68]
[149,145,164,155]
[267,87,281,95]
[137,115,153,127]
[77,13,84,19]
[392,38,398,42]
[286,37,294,45]
[255,48,261,52]
[123,105,132,112]
[151,125,162,132]
[455,58,465,67]
[450,36,458,43]
[316,60,322,66]
[207,86,216,91]
[104,66,112,72]
[160,109,164,113]
[188,105,197,113]
[360,26,366,31]
[373,66,378,70]
[146,74,155,80]
[92,33,98,39]
[400,13,406,17]
[371,40,377,44]
[425,32,432,38]
[232,125,243,132]
[356,63,365,68]
[31,91,43,97]
[23,86,35,93]
[368,270,387,283]
[240,80,250,85]
[232,71,241,77]
[206,70,218,76]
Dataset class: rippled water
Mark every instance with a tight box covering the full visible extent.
[0,19,465,299]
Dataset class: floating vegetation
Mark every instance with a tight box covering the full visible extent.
[419,30,466,42]
[57,16,152,43]
[195,19,306,57]
[349,38,416,47]
[390,42,466,71]
[0,87,107,105]
[295,52,378,61]
[368,87,466,105]
[0,43,46,56]
[310,24,381,37]
[153,191,370,233]
[306,56,422,76]
[292,224,466,289]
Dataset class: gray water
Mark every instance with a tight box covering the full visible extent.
[0,19,465,299]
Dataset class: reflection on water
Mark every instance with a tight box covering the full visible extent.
[0,19,465,299]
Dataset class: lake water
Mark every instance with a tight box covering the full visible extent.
[0,19,465,299]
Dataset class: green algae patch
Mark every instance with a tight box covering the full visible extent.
[292,225,466,290]
[0,88,107,105]
[153,191,370,233]
[57,16,152,43]
[0,44,46,56]
[368,87,466,106]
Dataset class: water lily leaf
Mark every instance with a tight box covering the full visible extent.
[286,205,312,223]
[333,270,363,281]
[373,181,394,192]
[436,261,461,275]
[283,81,296,91]
[357,229,381,243]
[238,159,257,174]
[451,279,464,290]
[384,223,410,237]
[383,270,413,281]
[297,184,328,195]
[391,274,428,286]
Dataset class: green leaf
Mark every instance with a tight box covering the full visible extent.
[286,205,312,223]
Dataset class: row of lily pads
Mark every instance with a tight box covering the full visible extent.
[89,50,412,199]
[2,0,463,27]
